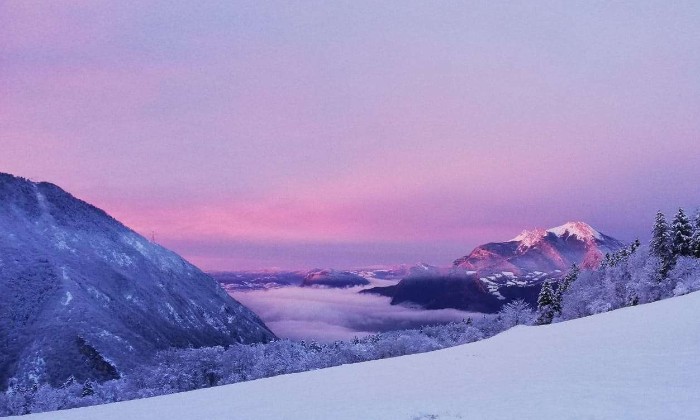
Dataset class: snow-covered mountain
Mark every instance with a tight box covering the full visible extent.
[24,291,700,420]
[453,221,625,276]
[0,173,275,389]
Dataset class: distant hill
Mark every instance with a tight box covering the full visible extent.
[0,173,275,389]
[211,264,434,292]
[210,271,307,292]
[301,269,370,288]
[361,273,542,312]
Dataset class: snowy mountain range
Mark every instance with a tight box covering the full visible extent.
[210,265,421,292]
[0,173,275,389]
[24,290,700,420]
[211,271,307,292]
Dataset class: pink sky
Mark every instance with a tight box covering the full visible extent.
[2,1,699,270]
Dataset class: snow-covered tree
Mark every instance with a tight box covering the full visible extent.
[81,381,94,398]
[630,238,642,253]
[691,211,700,258]
[605,240,642,269]
[650,211,673,277]
[554,264,579,315]
[651,212,671,258]
[536,280,557,325]
[499,299,535,329]
[668,257,700,296]
[671,208,693,257]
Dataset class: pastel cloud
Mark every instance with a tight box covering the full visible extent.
[231,287,477,342]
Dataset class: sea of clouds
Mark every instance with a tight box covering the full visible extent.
[231,286,479,342]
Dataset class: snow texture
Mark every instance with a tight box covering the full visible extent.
[511,227,547,246]
[547,220,604,241]
[22,290,700,420]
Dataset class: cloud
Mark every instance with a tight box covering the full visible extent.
[2,1,699,270]
[231,286,479,342]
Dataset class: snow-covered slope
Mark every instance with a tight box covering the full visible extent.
[25,291,700,420]
[0,173,275,388]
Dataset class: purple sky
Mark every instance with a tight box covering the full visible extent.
[2,1,699,270]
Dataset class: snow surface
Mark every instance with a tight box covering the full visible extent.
[547,221,603,241]
[511,221,605,244]
[511,227,547,246]
[23,291,700,420]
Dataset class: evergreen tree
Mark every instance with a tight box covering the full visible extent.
[499,299,535,328]
[81,381,94,397]
[651,211,671,259]
[650,211,673,277]
[603,240,641,269]
[556,264,579,299]
[61,376,76,389]
[630,238,641,253]
[671,208,693,257]
[691,211,700,258]
[536,280,556,325]
[552,264,578,317]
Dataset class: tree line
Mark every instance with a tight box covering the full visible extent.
[536,208,700,325]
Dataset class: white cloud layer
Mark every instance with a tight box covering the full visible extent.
[231,287,479,342]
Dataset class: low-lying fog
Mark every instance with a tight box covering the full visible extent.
[231,286,479,342]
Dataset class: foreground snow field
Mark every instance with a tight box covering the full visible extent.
[24,292,700,420]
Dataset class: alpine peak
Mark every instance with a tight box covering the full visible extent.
[511,228,547,247]
[454,221,624,276]
[547,221,603,241]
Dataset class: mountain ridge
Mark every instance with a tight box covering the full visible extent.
[0,173,275,389]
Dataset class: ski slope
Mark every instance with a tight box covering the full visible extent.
[25,292,700,420]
